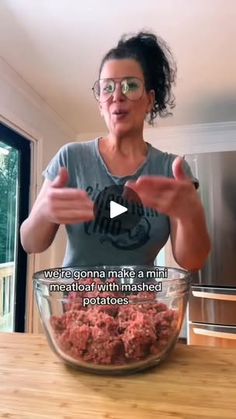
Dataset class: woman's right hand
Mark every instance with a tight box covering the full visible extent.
[42,167,95,225]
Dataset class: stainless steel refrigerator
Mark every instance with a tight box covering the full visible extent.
[185,151,236,348]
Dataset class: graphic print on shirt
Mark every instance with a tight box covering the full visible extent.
[99,217,152,250]
[84,184,158,250]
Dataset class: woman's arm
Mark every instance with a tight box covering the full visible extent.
[125,157,211,271]
[170,208,211,271]
[20,179,60,253]
[20,168,95,254]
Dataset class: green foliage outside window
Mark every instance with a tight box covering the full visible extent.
[0,144,18,263]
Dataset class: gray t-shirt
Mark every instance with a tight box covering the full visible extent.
[43,138,197,267]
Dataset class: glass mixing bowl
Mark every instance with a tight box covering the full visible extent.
[33,266,192,375]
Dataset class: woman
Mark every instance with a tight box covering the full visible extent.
[20,31,211,270]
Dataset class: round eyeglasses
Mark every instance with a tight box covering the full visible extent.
[92,77,145,102]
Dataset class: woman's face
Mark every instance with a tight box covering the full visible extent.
[98,59,154,138]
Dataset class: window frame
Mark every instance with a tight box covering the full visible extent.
[0,122,30,332]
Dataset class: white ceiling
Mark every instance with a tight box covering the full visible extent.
[0,0,235,135]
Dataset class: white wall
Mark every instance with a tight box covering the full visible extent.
[0,58,76,332]
[144,121,236,154]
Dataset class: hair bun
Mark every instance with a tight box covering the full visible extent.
[119,31,161,50]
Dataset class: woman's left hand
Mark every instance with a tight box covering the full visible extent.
[125,157,202,221]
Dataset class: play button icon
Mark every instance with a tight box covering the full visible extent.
[110,201,128,219]
[93,184,144,235]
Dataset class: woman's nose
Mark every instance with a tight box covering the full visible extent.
[112,82,125,101]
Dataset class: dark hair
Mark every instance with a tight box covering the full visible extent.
[99,31,177,125]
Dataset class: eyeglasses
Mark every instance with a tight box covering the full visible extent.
[92,77,145,102]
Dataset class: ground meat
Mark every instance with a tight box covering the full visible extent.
[50,279,179,365]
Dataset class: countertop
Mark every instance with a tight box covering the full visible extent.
[0,333,236,419]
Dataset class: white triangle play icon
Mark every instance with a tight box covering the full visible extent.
[110,201,128,219]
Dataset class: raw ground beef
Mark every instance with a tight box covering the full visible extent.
[50,279,179,365]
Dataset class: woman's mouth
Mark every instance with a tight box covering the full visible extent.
[112,110,129,119]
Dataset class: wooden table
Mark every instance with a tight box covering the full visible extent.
[0,333,236,419]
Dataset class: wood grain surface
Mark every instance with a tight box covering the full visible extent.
[0,332,235,419]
